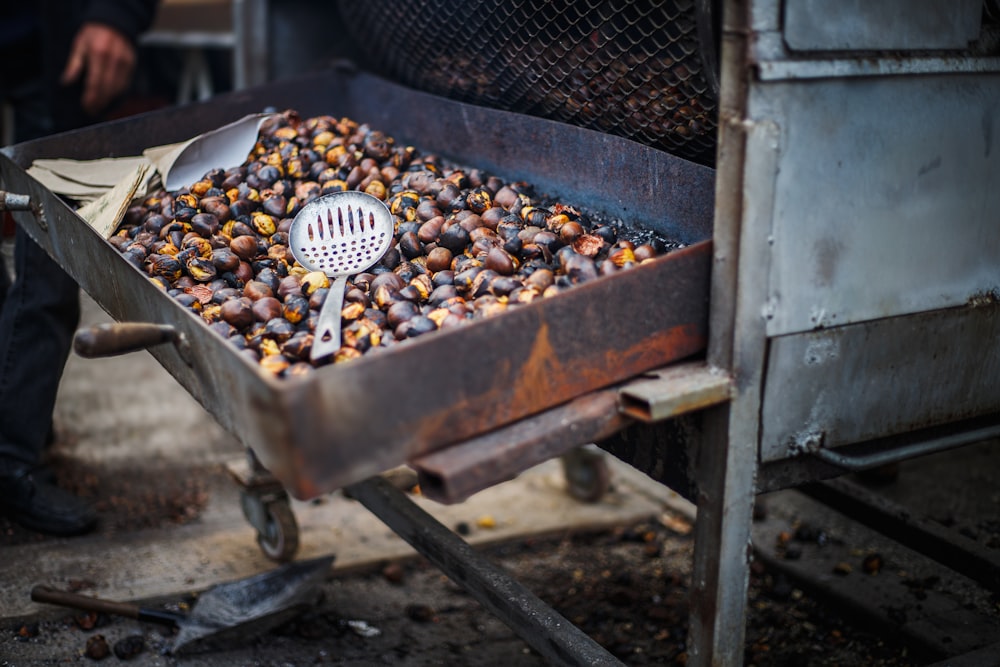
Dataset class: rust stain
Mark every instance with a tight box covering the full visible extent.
[410,321,566,452]
[407,321,707,456]
[408,371,517,456]
[608,323,706,376]
[287,447,320,500]
[514,320,564,408]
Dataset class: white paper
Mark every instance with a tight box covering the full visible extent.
[77,162,153,238]
[29,156,149,188]
[27,112,276,239]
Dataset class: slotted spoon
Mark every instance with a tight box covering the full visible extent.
[288,191,394,361]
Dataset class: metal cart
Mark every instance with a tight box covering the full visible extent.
[2,1,999,665]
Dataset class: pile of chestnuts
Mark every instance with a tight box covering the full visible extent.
[111,110,674,377]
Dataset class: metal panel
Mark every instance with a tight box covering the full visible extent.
[783,0,981,52]
[754,73,1000,335]
[759,304,1000,462]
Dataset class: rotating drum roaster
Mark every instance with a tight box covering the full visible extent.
[2,1,1000,665]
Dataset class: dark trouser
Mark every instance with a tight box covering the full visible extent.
[0,24,79,471]
[0,226,80,468]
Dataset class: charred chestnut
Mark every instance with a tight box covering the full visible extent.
[113,110,679,371]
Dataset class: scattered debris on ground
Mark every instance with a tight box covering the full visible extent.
[2,513,936,666]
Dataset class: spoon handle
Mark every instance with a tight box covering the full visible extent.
[310,274,348,361]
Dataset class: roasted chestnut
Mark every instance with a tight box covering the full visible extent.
[112,109,676,370]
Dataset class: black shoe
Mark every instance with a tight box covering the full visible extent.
[0,465,97,536]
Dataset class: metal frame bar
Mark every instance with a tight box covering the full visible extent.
[411,388,629,505]
[756,54,1000,80]
[807,424,1000,472]
[345,476,625,667]
[799,477,1000,595]
[755,412,1000,493]
[617,361,732,423]
[686,0,764,663]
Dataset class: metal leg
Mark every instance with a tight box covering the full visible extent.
[231,0,269,88]
[346,476,626,667]
[687,30,779,657]
[561,445,612,503]
[687,405,758,666]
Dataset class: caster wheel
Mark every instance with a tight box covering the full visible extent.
[561,447,611,503]
[256,500,299,562]
[240,491,300,562]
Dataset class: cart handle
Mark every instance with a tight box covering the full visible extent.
[73,322,185,359]
[0,191,47,231]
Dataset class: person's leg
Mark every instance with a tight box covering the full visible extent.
[0,226,94,535]
[0,231,11,307]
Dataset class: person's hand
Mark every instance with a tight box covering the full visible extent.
[61,22,137,116]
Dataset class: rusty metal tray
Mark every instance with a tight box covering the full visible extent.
[0,65,715,499]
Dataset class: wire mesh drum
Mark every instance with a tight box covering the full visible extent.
[338,0,721,166]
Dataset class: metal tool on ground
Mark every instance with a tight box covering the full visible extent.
[30,555,334,654]
[288,191,394,361]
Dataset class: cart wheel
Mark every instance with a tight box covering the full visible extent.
[561,446,611,503]
[255,499,300,562]
[240,490,300,562]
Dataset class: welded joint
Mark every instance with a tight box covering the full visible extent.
[787,430,826,457]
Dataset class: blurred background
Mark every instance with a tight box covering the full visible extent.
[117,0,354,115]
[0,0,354,143]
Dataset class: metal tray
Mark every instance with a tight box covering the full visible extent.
[0,65,715,498]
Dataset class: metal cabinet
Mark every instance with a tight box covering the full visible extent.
[683,1,1000,663]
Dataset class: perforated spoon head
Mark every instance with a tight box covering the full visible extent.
[288,191,394,360]
[288,191,394,278]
